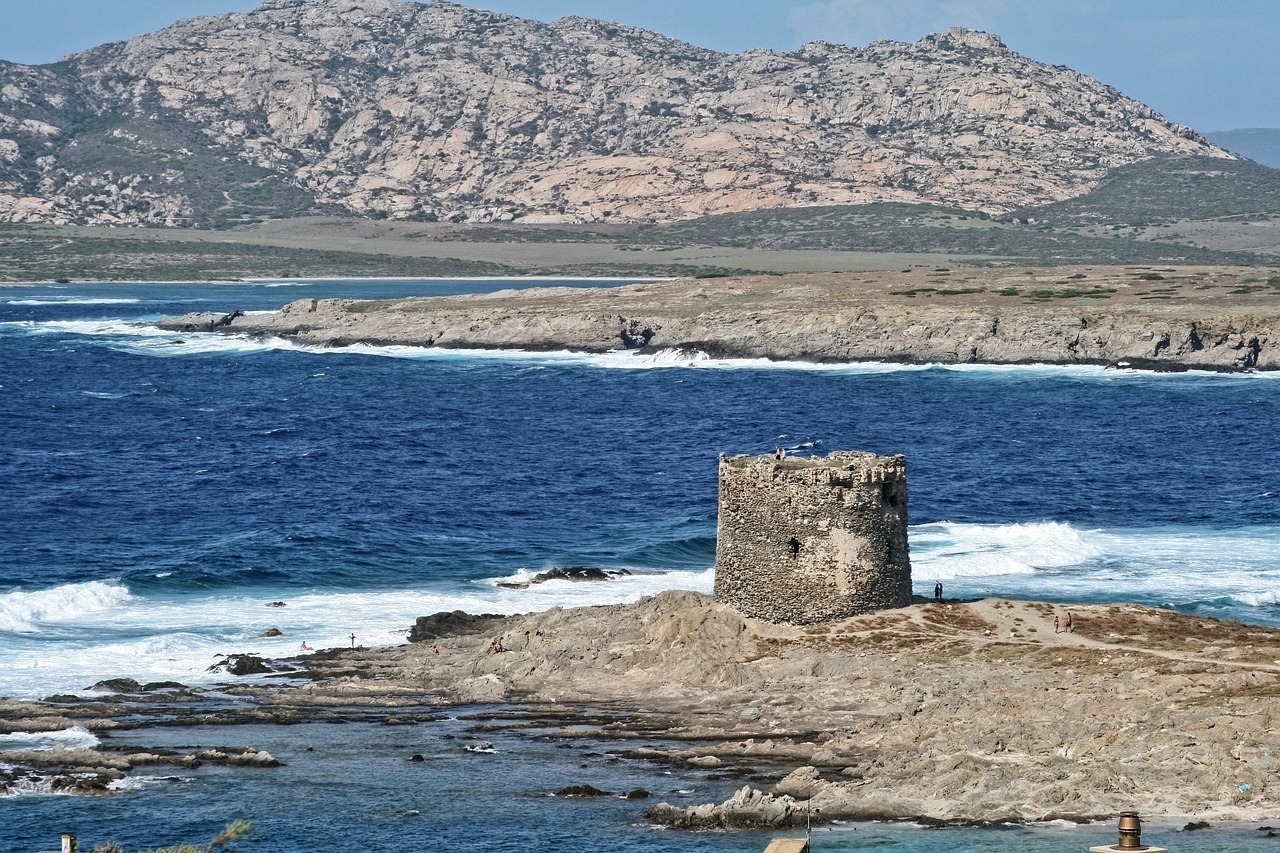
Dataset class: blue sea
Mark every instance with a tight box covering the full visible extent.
[2,278,1279,853]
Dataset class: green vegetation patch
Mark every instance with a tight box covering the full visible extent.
[623,198,1273,266]
[1023,287,1117,301]
[1010,155,1280,229]
[0,225,516,282]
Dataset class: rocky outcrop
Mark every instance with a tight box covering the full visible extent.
[0,0,1227,226]
[406,609,506,642]
[281,590,1280,824]
[153,267,1280,372]
[0,742,278,796]
[208,654,277,676]
[7,590,1280,819]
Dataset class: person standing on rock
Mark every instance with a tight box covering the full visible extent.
[934,582,943,600]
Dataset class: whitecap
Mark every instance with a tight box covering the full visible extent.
[1230,590,1280,607]
[3,319,167,338]
[0,568,716,699]
[911,520,1105,579]
[107,775,175,791]
[0,726,100,752]
[5,298,141,306]
[0,580,134,633]
[909,520,1280,613]
[0,775,58,797]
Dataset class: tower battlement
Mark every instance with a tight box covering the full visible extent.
[714,451,912,624]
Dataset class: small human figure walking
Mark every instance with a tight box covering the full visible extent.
[1053,615,1060,634]
[349,632,357,648]
[1065,612,1074,633]
[934,582,943,601]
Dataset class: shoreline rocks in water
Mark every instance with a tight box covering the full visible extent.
[153,266,1280,372]
[496,567,637,589]
[5,590,1280,825]
[287,591,1280,825]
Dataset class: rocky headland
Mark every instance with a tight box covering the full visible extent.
[5,590,1280,825]
[156,265,1280,371]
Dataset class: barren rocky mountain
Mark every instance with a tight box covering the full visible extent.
[0,0,1227,228]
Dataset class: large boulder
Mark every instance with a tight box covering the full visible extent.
[407,610,507,642]
[153,311,243,332]
[208,654,275,676]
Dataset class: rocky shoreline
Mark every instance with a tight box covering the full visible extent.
[5,590,1280,826]
[154,266,1280,372]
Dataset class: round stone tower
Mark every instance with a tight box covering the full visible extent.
[714,451,912,624]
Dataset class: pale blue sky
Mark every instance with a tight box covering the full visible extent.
[1,0,1276,133]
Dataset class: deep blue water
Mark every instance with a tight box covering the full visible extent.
[2,279,1280,852]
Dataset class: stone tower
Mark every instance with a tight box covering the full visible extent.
[714,451,912,624]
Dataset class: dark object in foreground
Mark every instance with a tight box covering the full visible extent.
[1089,812,1167,853]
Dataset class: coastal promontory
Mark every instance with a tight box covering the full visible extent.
[280,590,1280,825]
[158,265,1280,371]
[5,590,1279,825]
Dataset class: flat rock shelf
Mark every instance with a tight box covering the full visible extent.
[6,591,1280,825]
[156,266,1280,372]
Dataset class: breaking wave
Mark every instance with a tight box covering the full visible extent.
[0,581,134,634]
[911,521,1105,579]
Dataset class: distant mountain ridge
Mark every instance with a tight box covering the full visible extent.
[0,0,1230,227]
[1205,129,1280,169]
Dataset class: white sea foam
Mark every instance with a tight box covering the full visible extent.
[0,726,100,752]
[5,298,141,306]
[911,521,1106,579]
[911,521,1280,610]
[0,775,58,797]
[107,775,174,791]
[4,318,170,338]
[1228,590,1280,607]
[0,580,134,633]
[5,519,1280,699]
[4,317,1275,381]
[0,568,715,699]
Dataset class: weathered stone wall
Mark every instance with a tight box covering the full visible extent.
[714,451,912,624]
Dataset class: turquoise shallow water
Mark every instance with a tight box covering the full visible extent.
[3,279,1280,851]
